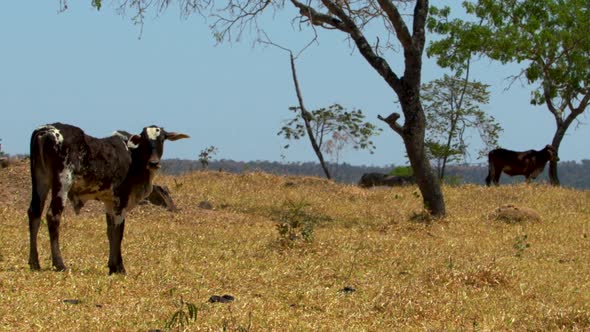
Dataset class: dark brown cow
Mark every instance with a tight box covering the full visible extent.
[27,123,189,274]
[485,145,559,186]
[358,172,416,188]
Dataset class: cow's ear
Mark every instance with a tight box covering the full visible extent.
[113,130,132,141]
[165,132,190,141]
[127,135,142,149]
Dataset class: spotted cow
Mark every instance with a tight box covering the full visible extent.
[485,145,559,186]
[27,123,189,274]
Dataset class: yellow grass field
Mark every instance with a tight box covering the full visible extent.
[1,160,590,331]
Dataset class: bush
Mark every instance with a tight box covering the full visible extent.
[390,166,413,177]
[274,200,317,247]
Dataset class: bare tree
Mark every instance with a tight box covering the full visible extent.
[285,52,332,179]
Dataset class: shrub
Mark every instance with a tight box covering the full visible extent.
[274,200,317,247]
[389,166,413,177]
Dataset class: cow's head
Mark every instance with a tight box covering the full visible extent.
[544,144,560,162]
[125,126,190,170]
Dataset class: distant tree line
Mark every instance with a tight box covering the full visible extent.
[161,158,590,189]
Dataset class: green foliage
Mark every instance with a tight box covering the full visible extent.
[198,146,218,170]
[408,209,432,224]
[428,0,590,121]
[91,0,101,10]
[278,104,382,159]
[165,295,198,330]
[422,73,502,179]
[428,0,589,185]
[513,234,531,258]
[274,200,317,247]
[389,166,413,177]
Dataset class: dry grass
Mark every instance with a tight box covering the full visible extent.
[1,160,590,330]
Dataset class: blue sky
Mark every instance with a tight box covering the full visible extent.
[1,1,588,167]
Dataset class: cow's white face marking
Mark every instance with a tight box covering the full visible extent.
[127,140,139,149]
[57,163,73,203]
[146,127,162,140]
[37,125,64,144]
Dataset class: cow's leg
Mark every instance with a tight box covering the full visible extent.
[46,194,67,271]
[493,173,501,185]
[46,167,72,272]
[27,176,50,271]
[485,167,493,186]
[106,212,126,275]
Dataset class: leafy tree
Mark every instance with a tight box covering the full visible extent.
[279,103,380,180]
[198,146,218,170]
[427,0,590,185]
[77,0,448,216]
[422,71,501,180]
[390,165,413,177]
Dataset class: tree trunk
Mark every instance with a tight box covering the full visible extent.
[403,104,446,217]
[440,113,459,181]
[289,53,332,180]
[294,0,444,216]
[379,97,446,217]
[549,125,566,186]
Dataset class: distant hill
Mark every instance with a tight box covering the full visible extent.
[161,158,590,189]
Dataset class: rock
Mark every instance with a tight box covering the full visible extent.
[209,294,235,303]
[489,204,541,223]
[339,286,356,294]
[198,200,213,210]
[146,185,179,212]
[63,299,81,305]
[0,157,9,169]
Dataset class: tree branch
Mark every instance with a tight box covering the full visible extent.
[412,0,428,54]
[290,0,347,31]
[318,0,403,94]
[543,83,562,125]
[376,0,413,49]
[377,113,403,136]
[289,52,332,179]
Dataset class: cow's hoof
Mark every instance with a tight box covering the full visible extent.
[53,265,67,272]
[29,263,41,271]
[108,266,126,275]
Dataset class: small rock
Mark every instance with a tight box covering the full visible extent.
[147,185,179,212]
[63,299,81,305]
[209,294,235,303]
[199,201,213,210]
[339,286,356,294]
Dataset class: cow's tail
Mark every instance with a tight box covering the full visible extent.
[29,126,62,184]
[28,127,51,219]
[29,127,49,176]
